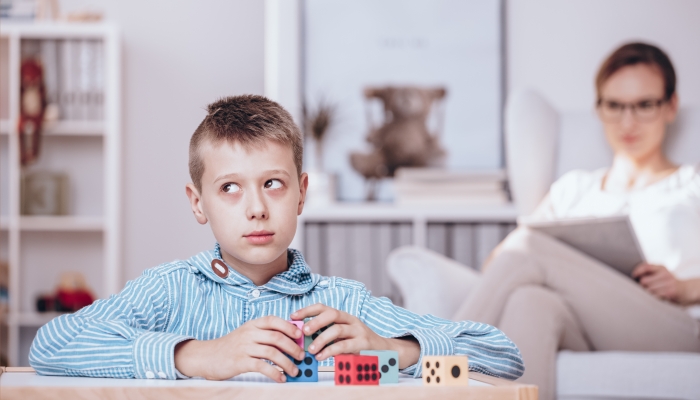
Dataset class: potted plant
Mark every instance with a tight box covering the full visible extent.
[302,98,338,207]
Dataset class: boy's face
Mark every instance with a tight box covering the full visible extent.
[186,139,307,269]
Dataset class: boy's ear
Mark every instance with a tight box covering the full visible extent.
[297,173,309,215]
[185,183,208,225]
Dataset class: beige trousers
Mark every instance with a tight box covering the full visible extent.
[453,228,700,400]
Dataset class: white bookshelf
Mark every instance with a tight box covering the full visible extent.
[0,22,121,366]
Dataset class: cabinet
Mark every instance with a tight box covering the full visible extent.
[294,204,517,304]
[0,22,121,366]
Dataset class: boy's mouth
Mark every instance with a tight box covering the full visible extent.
[244,230,275,245]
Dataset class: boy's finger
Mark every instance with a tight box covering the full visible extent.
[303,308,354,337]
[314,337,356,362]
[251,358,288,383]
[250,345,299,379]
[255,316,302,340]
[291,303,329,320]
[307,323,350,355]
[256,330,305,361]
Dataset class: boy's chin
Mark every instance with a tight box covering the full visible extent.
[224,245,288,266]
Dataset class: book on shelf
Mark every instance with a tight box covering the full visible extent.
[395,168,507,182]
[0,0,35,20]
[37,38,105,121]
[393,167,509,207]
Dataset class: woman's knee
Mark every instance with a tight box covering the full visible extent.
[500,227,554,252]
[504,286,563,316]
[501,286,590,351]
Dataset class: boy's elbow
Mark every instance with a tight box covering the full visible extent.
[28,324,62,374]
[474,325,525,380]
[28,342,51,374]
[497,330,526,380]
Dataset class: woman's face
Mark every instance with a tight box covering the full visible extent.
[598,64,678,161]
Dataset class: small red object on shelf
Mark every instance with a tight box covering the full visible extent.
[36,272,95,313]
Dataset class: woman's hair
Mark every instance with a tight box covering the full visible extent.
[596,42,676,101]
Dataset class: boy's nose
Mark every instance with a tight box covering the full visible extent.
[246,189,269,220]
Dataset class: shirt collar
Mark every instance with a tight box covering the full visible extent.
[188,244,320,295]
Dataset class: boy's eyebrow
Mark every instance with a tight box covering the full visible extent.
[214,169,291,182]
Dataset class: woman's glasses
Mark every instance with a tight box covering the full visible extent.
[596,98,667,122]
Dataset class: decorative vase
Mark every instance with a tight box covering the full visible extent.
[304,170,337,208]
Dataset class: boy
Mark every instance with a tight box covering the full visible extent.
[30,95,524,382]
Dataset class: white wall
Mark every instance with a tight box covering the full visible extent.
[55,0,700,283]
[60,0,265,282]
[507,0,700,112]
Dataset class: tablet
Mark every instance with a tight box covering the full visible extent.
[521,215,646,277]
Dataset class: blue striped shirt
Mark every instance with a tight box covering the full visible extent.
[29,246,524,380]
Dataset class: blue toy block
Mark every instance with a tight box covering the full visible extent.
[286,351,318,382]
[360,350,399,384]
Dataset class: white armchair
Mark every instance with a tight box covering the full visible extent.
[387,246,481,320]
[387,90,700,400]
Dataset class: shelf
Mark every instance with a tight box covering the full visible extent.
[0,120,104,136]
[0,21,117,38]
[19,216,103,231]
[300,203,518,223]
[7,312,64,327]
[45,120,105,136]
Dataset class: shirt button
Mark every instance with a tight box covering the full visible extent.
[211,259,229,279]
[157,371,167,379]
[251,289,261,298]
[145,371,155,379]
[318,280,329,286]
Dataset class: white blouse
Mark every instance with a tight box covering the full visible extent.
[537,164,700,280]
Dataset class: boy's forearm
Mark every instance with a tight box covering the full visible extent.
[385,336,421,369]
[174,339,207,378]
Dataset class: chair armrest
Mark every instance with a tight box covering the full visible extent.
[386,246,480,320]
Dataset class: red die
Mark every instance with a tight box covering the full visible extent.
[334,354,380,386]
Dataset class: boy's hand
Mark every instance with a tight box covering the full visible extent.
[291,304,420,369]
[174,316,305,382]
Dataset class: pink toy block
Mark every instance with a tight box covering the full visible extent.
[288,320,304,349]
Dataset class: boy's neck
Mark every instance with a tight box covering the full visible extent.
[220,249,289,286]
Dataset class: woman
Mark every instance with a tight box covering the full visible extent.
[453,43,700,400]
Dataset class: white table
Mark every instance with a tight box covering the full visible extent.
[0,367,537,399]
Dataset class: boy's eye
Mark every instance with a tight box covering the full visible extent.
[222,183,241,193]
[264,179,283,189]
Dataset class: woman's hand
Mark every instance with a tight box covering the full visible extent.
[291,303,420,369]
[632,263,692,304]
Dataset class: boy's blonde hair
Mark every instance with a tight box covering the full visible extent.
[189,95,304,192]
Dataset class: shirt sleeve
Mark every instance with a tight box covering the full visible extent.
[29,268,194,379]
[357,290,525,380]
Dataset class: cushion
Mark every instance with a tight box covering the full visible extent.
[557,350,700,400]
[386,246,480,320]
